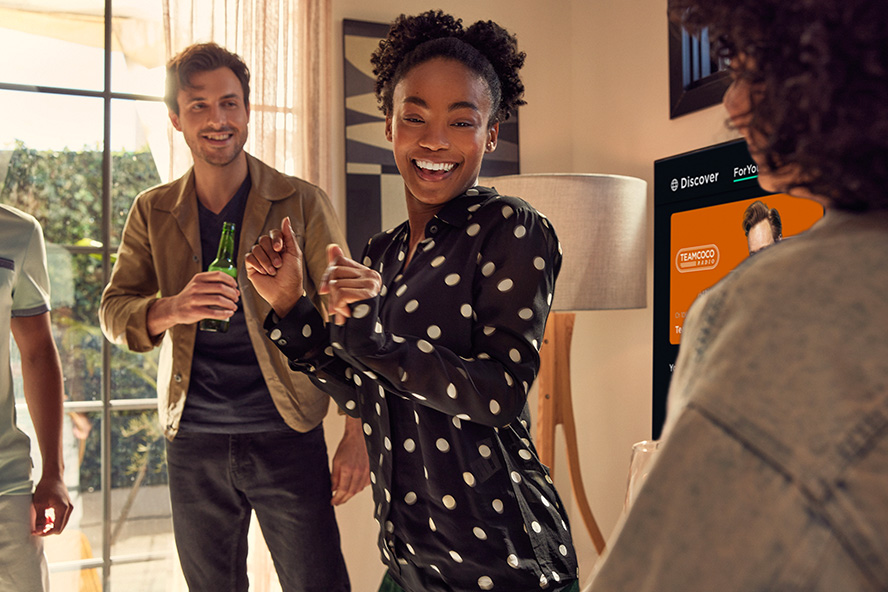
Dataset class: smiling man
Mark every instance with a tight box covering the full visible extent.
[99,43,367,591]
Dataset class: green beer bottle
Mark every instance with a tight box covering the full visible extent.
[199,221,237,333]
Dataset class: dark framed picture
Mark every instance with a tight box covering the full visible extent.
[668,20,731,118]
[342,19,520,255]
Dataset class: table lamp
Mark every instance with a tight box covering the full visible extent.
[484,173,648,554]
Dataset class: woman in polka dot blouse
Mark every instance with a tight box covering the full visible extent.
[247,10,579,592]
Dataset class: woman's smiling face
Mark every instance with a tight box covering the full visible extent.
[386,57,499,215]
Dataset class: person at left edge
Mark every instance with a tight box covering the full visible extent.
[99,42,367,592]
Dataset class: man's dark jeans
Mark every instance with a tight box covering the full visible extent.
[166,425,350,591]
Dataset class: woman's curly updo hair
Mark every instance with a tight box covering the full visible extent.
[371,10,526,125]
[670,0,888,211]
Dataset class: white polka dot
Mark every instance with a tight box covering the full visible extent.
[507,554,520,568]
[547,293,553,305]
[436,438,450,452]
[559,544,568,556]
[396,285,408,297]
[540,574,549,587]
[492,499,504,513]
[363,256,372,266]
[375,321,383,333]
[431,255,446,267]
[370,472,376,484]
[405,299,419,313]
[452,416,462,429]
[532,521,542,533]
[353,303,371,319]
[384,437,391,450]
[324,346,334,357]
[483,326,496,337]
[501,205,515,218]
[511,471,522,483]
[468,204,481,212]
[479,444,492,458]
[415,410,420,423]
[478,575,494,590]
[423,240,436,252]
[392,334,406,343]
[377,385,385,397]
[404,491,417,505]
[429,517,437,531]
[379,285,388,297]
[518,308,533,321]
[534,256,546,270]
[509,349,521,363]
[418,340,434,353]
[519,449,532,460]
[446,383,458,399]
[462,472,476,486]
[406,543,416,555]
[385,520,394,533]
[345,400,356,410]
[385,489,391,502]
[466,188,479,196]
[497,278,514,292]
[363,423,372,435]
[442,495,456,509]
[466,223,481,236]
[404,438,416,452]
[431,564,441,573]
[398,250,405,261]
[460,303,473,318]
[399,368,408,382]
[445,273,461,286]
[473,527,487,540]
[427,325,441,339]
[332,341,343,350]
[504,372,514,386]
[449,550,463,563]
[489,400,501,415]
[457,413,472,421]
[481,261,496,276]
[353,374,363,386]
[541,495,550,507]
[514,225,527,238]
[552,571,561,582]
[270,328,282,340]
[302,324,312,338]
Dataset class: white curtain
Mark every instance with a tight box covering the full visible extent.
[161,0,332,190]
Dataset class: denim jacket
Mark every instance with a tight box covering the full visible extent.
[589,208,888,591]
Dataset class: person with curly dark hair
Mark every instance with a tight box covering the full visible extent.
[246,10,579,592]
[587,1,888,591]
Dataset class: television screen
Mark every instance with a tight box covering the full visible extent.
[652,139,824,438]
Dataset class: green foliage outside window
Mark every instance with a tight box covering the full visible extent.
[1,140,167,490]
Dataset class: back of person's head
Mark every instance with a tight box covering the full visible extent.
[743,200,782,240]
[164,42,251,115]
[670,0,888,211]
[371,10,526,125]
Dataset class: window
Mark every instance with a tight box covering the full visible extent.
[1,2,179,589]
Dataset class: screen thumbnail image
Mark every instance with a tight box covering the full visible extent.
[669,194,824,344]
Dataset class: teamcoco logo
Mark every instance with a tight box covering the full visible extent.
[675,244,720,273]
[670,171,720,192]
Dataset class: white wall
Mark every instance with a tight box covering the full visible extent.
[325,1,739,589]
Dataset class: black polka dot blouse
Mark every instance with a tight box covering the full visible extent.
[265,186,579,591]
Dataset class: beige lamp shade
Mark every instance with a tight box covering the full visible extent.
[482,173,648,311]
